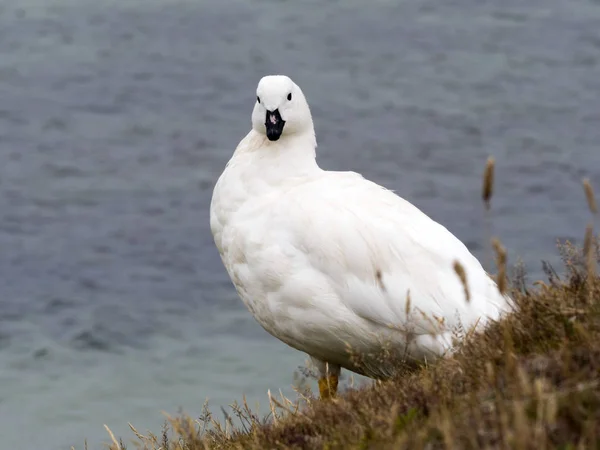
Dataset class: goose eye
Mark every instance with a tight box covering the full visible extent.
[287,93,292,101]
[257,96,261,103]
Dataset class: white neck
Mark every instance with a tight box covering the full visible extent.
[212,128,321,227]
[232,129,320,180]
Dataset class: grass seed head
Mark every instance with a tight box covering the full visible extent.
[583,178,598,214]
[453,260,471,302]
[482,156,495,210]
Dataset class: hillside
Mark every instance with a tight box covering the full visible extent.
[101,237,600,450]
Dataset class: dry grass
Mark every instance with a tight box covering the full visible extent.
[103,241,600,450]
[100,170,600,450]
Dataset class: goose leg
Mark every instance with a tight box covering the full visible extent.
[312,358,341,400]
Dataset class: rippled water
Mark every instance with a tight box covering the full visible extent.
[0,0,599,448]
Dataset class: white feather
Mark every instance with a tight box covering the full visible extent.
[210,75,512,379]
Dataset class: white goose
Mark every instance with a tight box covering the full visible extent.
[210,75,512,399]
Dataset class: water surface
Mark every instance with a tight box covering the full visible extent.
[0,0,599,448]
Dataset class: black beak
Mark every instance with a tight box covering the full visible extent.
[265,109,285,141]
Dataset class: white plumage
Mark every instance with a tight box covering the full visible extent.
[210,75,512,397]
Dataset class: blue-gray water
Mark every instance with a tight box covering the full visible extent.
[1,0,599,448]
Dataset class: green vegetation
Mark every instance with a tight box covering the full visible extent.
[101,170,600,449]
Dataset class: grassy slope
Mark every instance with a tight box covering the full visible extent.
[103,240,600,450]
[104,171,600,449]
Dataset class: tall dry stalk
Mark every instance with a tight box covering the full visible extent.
[479,156,509,294]
[582,179,597,302]
[492,238,508,295]
[482,157,496,274]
